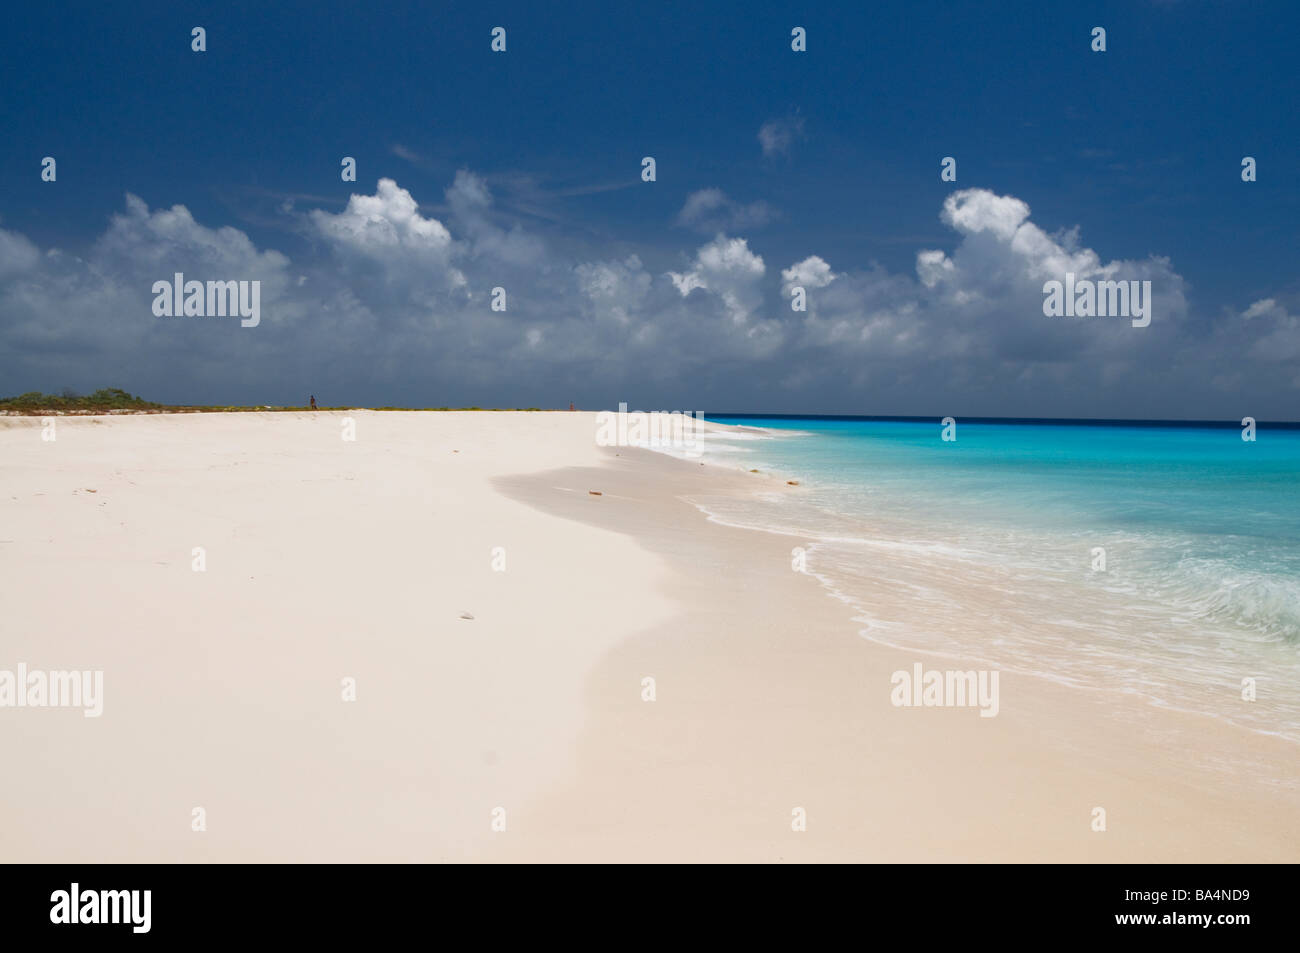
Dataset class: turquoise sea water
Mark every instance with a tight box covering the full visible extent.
[690,416,1300,743]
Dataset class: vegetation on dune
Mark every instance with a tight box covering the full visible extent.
[0,388,162,412]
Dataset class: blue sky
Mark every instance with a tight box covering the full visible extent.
[2,0,1298,416]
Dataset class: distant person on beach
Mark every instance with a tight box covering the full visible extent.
[569,401,575,411]
[310,395,317,410]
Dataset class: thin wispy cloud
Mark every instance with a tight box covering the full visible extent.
[675,189,776,232]
[390,143,438,171]
[758,116,804,157]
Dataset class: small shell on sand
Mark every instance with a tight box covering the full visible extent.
[588,490,603,496]
[459,612,475,620]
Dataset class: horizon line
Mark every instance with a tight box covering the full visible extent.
[702,413,1300,428]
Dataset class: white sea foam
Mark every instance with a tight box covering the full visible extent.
[685,484,1300,751]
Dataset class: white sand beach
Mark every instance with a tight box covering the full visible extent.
[2,411,1297,862]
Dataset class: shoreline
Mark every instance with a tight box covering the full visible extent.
[2,411,1297,861]
[683,497,1300,755]
[494,445,1300,862]
[678,421,1300,753]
